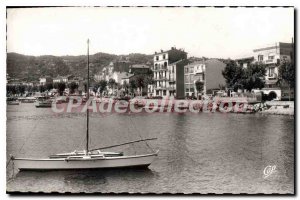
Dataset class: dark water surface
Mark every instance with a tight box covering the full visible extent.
[6,103,294,194]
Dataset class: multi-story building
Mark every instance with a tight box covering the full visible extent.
[253,42,293,88]
[235,42,294,100]
[148,47,187,99]
[235,56,255,68]
[184,59,226,97]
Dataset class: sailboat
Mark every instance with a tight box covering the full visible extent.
[12,39,158,170]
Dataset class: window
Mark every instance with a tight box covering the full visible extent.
[190,74,195,82]
[269,67,275,77]
[258,55,264,61]
[189,67,194,73]
[156,56,159,61]
[185,75,189,83]
[154,64,158,70]
[164,62,167,68]
[185,67,189,73]
[163,54,166,59]
[268,55,274,60]
[163,90,166,96]
[199,75,203,81]
[156,90,159,95]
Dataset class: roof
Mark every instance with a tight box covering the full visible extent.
[53,76,63,80]
[130,64,150,69]
[235,56,254,61]
[40,76,52,79]
[121,73,134,79]
[169,59,186,66]
[185,60,204,67]
[185,59,225,67]
[153,47,186,55]
[253,42,292,53]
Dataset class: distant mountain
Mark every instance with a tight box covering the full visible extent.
[7,52,153,81]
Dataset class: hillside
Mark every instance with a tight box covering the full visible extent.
[7,52,153,81]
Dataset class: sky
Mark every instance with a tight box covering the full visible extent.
[6,7,294,59]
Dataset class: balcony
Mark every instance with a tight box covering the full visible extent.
[266,73,278,80]
[264,59,280,64]
[153,67,168,71]
[167,87,175,91]
[169,78,175,83]
[156,86,167,90]
[154,76,168,81]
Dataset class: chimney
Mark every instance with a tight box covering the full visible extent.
[161,49,163,53]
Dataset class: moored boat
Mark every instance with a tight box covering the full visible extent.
[35,96,52,108]
[7,97,20,105]
[12,39,158,171]
[13,152,158,170]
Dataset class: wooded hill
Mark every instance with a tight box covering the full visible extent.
[7,52,153,81]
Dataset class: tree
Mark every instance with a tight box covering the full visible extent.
[241,62,266,91]
[54,82,66,96]
[7,85,17,96]
[46,83,53,91]
[134,75,145,95]
[98,80,107,96]
[39,85,46,93]
[18,85,26,95]
[108,78,116,89]
[129,79,137,94]
[68,81,78,94]
[222,59,244,91]
[195,80,204,95]
[278,61,295,100]
[122,81,129,95]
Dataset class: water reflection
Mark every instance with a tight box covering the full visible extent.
[7,104,294,193]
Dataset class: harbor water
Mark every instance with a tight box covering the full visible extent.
[6,103,294,194]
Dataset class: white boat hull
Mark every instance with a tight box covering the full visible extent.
[13,152,158,170]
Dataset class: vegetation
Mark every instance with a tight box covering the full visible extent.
[195,81,204,94]
[54,82,66,95]
[68,82,78,94]
[222,59,266,92]
[7,52,153,82]
[241,62,266,91]
[278,60,295,100]
[93,80,108,96]
[222,59,244,90]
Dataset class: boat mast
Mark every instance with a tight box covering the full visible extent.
[86,39,90,153]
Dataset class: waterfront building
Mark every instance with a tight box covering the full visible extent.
[253,42,293,88]
[235,56,254,68]
[235,42,294,100]
[149,47,188,99]
[184,59,226,97]
[236,42,293,88]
